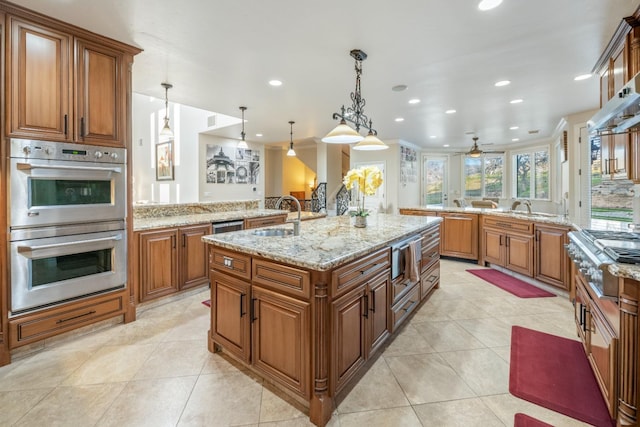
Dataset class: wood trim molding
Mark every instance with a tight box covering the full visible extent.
[592,16,639,73]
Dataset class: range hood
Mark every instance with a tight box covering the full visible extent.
[588,72,640,134]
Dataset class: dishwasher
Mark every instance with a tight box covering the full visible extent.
[212,220,244,234]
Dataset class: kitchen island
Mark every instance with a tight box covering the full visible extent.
[203,214,441,426]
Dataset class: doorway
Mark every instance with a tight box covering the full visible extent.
[422,155,448,207]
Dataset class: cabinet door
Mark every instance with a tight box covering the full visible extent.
[440,213,478,259]
[75,38,124,146]
[589,304,618,417]
[251,286,310,397]
[483,229,504,266]
[332,286,366,394]
[8,18,72,141]
[367,272,390,355]
[139,229,179,302]
[574,275,590,350]
[611,133,628,179]
[179,224,211,290]
[211,271,250,362]
[534,225,568,289]
[505,233,534,277]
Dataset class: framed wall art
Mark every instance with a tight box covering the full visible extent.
[156,141,174,181]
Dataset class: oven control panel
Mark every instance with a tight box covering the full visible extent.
[10,139,125,164]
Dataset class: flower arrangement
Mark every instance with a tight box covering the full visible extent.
[343,165,383,217]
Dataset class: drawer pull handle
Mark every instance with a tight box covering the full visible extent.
[250,298,257,322]
[359,263,379,276]
[402,300,417,312]
[426,274,438,284]
[56,310,96,324]
[240,293,246,317]
[363,294,369,319]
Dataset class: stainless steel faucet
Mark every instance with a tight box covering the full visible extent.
[276,195,301,236]
[523,200,532,214]
[511,199,532,214]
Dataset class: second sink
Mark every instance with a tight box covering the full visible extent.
[253,228,294,237]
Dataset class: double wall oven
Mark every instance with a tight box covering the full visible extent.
[8,139,127,314]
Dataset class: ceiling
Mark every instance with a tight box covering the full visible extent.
[16,0,639,151]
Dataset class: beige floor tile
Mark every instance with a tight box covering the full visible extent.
[0,347,95,391]
[200,351,248,375]
[337,357,409,414]
[385,353,476,404]
[456,317,513,348]
[178,371,263,426]
[439,348,509,396]
[490,345,511,363]
[97,376,197,427]
[337,405,422,427]
[259,387,308,423]
[64,343,157,385]
[412,397,505,427]
[0,388,52,425]
[469,296,539,317]
[162,310,210,342]
[104,316,173,346]
[134,339,209,379]
[381,323,436,356]
[412,320,485,352]
[15,383,125,427]
[481,394,591,426]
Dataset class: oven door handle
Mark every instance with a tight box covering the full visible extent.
[17,235,122,256]
[16,163,122,174]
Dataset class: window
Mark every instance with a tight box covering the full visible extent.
[464,155,503,198]
[513,147,549,200]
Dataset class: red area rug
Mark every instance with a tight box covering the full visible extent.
[466,269,555,298]
[510,326,614,427]
[514,413,553,427]
[202,299,211,307]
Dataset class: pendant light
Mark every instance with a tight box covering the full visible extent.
[322,49,388,150]
[238,106,249,149]
[286,121,296,157]
[160,83,174,138]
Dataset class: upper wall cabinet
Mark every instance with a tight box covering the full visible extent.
[7,16,127,147]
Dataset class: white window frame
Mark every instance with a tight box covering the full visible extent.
[462,153,505,199]
[511,145,551,201]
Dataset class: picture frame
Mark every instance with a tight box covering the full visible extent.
[156,141,174,181]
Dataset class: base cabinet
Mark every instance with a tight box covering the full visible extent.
[439,213,478,260]
[211,271,251,362]
[481,217,534,277]
[137,223,211,303]
[534,224,570,289]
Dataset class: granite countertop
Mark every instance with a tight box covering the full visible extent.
[203,214,441,271]
[400,206,574,227]
[134,209,288,231]
[608,262,640,281]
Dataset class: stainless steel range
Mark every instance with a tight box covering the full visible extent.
[567,229,640,299]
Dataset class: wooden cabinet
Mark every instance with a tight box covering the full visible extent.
[244,213,287,230]
[534,224,570,289]
[211,270,251,362]
[439,212,478,260]
[7,17,128,146]
[481,216,534,277]
[332,270,390,394]
[600,133,629,180]
[137,223,211,303]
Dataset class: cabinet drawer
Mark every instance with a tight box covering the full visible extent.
[331,248,390,297]
[391,285,420,332]
[421,239,440,272]
[482,216,533,234]
[253,259,311,299]
[244,214,287,229]
[391,276,418,305]
[210,247,251,280]
[10,294,124,347]
[421,262,440,300]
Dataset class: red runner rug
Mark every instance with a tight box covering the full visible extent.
[202,299,211,307]
[466,269,555,298]
[514,413,553,427]
[510,326,614,427]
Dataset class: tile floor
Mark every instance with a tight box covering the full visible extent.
[0,259,591,426]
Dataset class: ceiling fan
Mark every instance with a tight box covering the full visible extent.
[461,136,505,157]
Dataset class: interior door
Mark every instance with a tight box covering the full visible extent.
[422,156,448,207]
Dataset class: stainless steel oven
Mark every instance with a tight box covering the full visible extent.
[9,221,127,314]
[9,139,126,228]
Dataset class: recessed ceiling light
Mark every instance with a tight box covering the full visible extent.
[269,80,282,86]
[430,135,437,139]
[512,138,520,142]
[395,117,405,122]
[408,98,421,104]
[445,109,456,114]
[478,0,503,11]
[392,84,408,92]
[495,80,511,87]
[574,74,592,81]
[510,99,523,104]
[255,133,263,137]
[509,126,519,130]
[443,144,450,148]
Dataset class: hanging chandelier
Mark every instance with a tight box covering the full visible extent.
[287,121,296,157]
[238,106,248,149]
[322,49,388,150]
[160,83,173,139]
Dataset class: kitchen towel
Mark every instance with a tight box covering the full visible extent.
[408,239,421,282]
